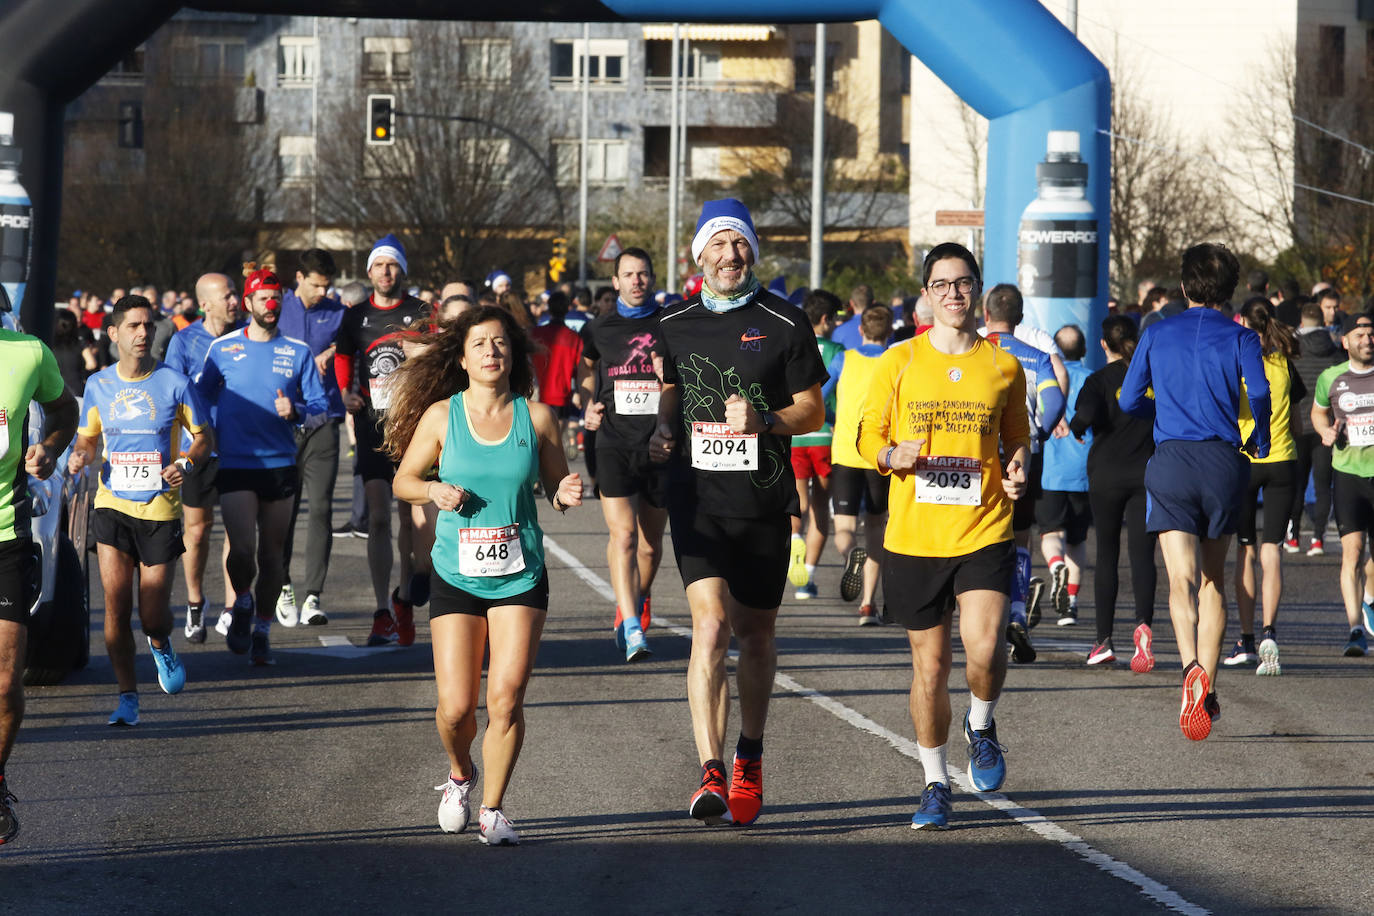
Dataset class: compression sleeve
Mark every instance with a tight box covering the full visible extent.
[334,352,355,393]
[1239,332,1272,458]
[1037,378,1066,439]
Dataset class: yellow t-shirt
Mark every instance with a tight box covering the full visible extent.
[831,347,885,469]
[858,334,1029,558]
[1239,350,1296,464]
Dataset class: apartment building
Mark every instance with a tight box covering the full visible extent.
[62,12,911,289]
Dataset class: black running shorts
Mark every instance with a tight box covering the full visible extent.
[830,464,889,516]
[595,446,667,506]
[91,508,185,566]
[353,408,396,483]
[1333,469,1374,540]
[216,465,298,502]
[668,505,790,610]
[179,455,219,510]
[0,538,35,625]
[429,570,550,618]
[1237,460,1297,546]
[1035,490,1092,544]
[882,541,1016,631]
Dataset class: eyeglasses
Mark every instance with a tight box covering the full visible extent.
[927,277,976,296]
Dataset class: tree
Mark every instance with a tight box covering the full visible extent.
[1107,50,1236,301]
[58,72,270,295]
[313,23,563,289]
[1230,37,1374,298]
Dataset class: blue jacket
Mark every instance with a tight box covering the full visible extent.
[1120,306,1270,456]
[277,289,346,419]
[195,330,329,469]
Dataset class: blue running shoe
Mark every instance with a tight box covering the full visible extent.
[1362,600,1374,638]
[108,692,139,727]
[1344,628,1368,657]
[622,622,651,662]
[910,782,952,830]
[147,637,185,695]
[964,712,1007,792]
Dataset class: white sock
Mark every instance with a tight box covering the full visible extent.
[917,742,948,787]
[791,533,803,543]
[1364,591,1373,607]
[805,563,816,577]
[968,695,997,732]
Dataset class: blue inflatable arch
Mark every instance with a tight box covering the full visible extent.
[0,0,1108,349]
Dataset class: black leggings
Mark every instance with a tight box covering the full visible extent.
[1089,478,1158,642]
[1289,432,1333,541]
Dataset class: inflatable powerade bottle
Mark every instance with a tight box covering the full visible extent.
[0,112,33,315]
[1017,130,1097,336]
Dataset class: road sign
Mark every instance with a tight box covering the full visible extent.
[596,233,623,262]
[934,209,984,228]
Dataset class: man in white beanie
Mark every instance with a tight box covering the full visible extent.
[648,198,828,827]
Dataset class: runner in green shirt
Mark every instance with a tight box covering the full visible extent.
[0,324,79,846]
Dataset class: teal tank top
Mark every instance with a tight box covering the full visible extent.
[432,392,544,598]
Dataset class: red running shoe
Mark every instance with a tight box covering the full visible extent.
[640,593,652,632]
[728,754,763,826]
[688,760,731,824]
[1179,664,1212,741]
[392,589,415,647]
[367,608,398,647]
[1131,623,1155,673]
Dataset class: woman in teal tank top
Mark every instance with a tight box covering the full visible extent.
[385,306,583,846]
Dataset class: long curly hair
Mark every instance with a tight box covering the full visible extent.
[383,305,535,461]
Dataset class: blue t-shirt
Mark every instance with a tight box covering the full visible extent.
[277,289,346,419]
[164,318,241,453]
[194,330,329,469]
[1120,306,1271,455]
[1041,360,1092,492]
[79,362,208,518]
[981,329,1064,453]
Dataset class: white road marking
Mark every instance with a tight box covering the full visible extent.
[544,535,1209,916]
[272,634,403,659]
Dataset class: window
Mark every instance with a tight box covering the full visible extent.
[278,37,317,86]
[461,137,512,177]
[461,38,512,84]
[550,39,628,86]
[171,39,245,83]
[102,47,145,83]
[363,36,413,83]
[1318,25,1346,96]
[794,41,838,92]
[554,139,629,185]
[279,135,315,183]
[117,101,143,149]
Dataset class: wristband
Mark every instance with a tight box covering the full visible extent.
[884,445,896,469]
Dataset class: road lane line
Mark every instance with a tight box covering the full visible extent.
[545,535,1209,916]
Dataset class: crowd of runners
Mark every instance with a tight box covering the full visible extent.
[2,199,1372,847]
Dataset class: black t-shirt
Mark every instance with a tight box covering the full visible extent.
[656,290,829,518]
[1068,359,1155,486]
[336,294,429,408]
[581,310,664,451]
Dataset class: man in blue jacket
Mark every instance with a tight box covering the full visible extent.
[1120,243,1270,742]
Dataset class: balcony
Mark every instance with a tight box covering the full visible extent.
[639,80,780,128]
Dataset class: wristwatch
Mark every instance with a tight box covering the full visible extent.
[760,411,776,433]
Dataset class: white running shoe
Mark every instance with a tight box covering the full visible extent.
[436,768,477,833]
[1257,637,1282,676]
[478,806,520,846]
[214,609,233,637]
[299,594,328,626]
[276,584,298,627]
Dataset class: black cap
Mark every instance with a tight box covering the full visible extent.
[1341,311,1373,335]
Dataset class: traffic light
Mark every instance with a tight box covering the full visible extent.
[367,94,395,146]
[549,236,568,282]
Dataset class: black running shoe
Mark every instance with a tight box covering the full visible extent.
[0,780,18,845]
[1007,619,1037,664]
[1026,576,1045,629]
[840,546,866,603]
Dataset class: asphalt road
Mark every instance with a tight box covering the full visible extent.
[4,450,1373,915]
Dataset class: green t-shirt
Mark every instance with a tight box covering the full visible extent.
[793,335,844,447]
[0,329,66,542]
[1314,359,1374,477]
